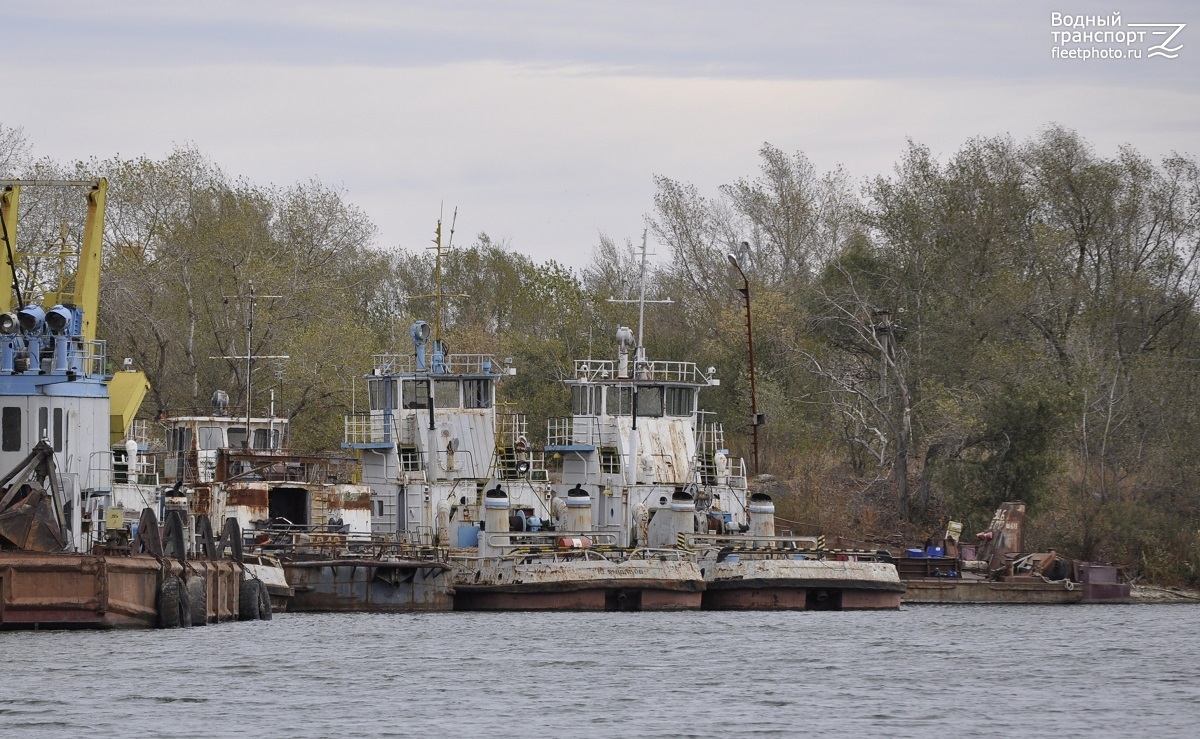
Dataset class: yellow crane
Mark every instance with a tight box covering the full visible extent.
[0,178,148,443]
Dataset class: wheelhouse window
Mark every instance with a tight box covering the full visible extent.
[571,385,601,416]
[666,387,694,417]
[605,386,632,416]
[464,379,492,409]
[434,379,460,409]
[38,407,48,443]
[199,426,224,450]
[227,427,247,449]
[368,378,397,411]
[253,429,278,449]
[170,427,193,452]
[402,380,430,409]
[2,407,20,451]
[636,386,664,417]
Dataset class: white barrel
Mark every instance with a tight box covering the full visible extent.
[647,490,695,548]
[565,484,593,532]
[748,492,775,543]
[480,486,510,557]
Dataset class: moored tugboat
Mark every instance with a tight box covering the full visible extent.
[157,405,453,612]
[342,224,703,610]
[545,235,903,610]
[343,317,704,611]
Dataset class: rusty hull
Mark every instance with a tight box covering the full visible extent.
[701,559,905,611]
[1077,563,1132,603]
[282,559,453,612]
[0,553,243,629]
[179,559,244,623]
[703,587,901,610]
[454,588,703,611]
[901,574,1084,604]
[453,558,705,611]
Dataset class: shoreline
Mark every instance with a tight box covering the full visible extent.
[1130,584,1200,603]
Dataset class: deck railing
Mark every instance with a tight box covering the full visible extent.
[546,416,607,447]
[571,359,714,384]
[371,353,505,376]
[344,413,390,445]
[85,339,107,376]
[247,524,448,560]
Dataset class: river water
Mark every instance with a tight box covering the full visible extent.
[2,605,1197,738]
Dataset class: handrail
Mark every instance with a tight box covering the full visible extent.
[246,525,449,559]
[371,352,505,376]
[570,359,715,384]
[484,530,620,548]
[85,339,107,376]
[685,533,822,548]
[449,548,614,564]
[621,547,693,561]
[432,448,477,476]
[547,415,610,447]
[344,412,391,445]
[85,450,113,491]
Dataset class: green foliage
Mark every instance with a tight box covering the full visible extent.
[940,384,1067,523]
[76,147,384,449]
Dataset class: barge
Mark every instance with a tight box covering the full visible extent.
[897,503,1130,604]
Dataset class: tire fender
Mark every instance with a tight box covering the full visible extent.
[157,575,192,629]
[187,576,208,626]
[239,578,261,621]
[257,580,273,621]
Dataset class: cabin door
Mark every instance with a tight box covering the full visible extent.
[268,486,309,526]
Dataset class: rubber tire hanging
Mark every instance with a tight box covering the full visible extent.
[257,580,273,621]
[157,575,192,629]
[239,578,261,621]
[186,575,208,626]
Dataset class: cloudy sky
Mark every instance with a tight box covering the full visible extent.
[8,1,1198,268]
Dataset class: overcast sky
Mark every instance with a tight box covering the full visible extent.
[8,1,1198,268]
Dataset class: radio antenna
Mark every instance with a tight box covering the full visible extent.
[419,207,466,343]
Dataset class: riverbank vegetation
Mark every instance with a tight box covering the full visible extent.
[3,122,1198,585]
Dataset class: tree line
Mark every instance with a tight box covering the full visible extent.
[3,122,1199,584]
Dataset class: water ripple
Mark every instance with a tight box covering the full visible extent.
[1,605,1199,737]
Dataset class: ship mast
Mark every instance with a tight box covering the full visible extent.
[215,281,288,449]
[606,231,672,486]
[423,208,467,345]
[608,230,673,367]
